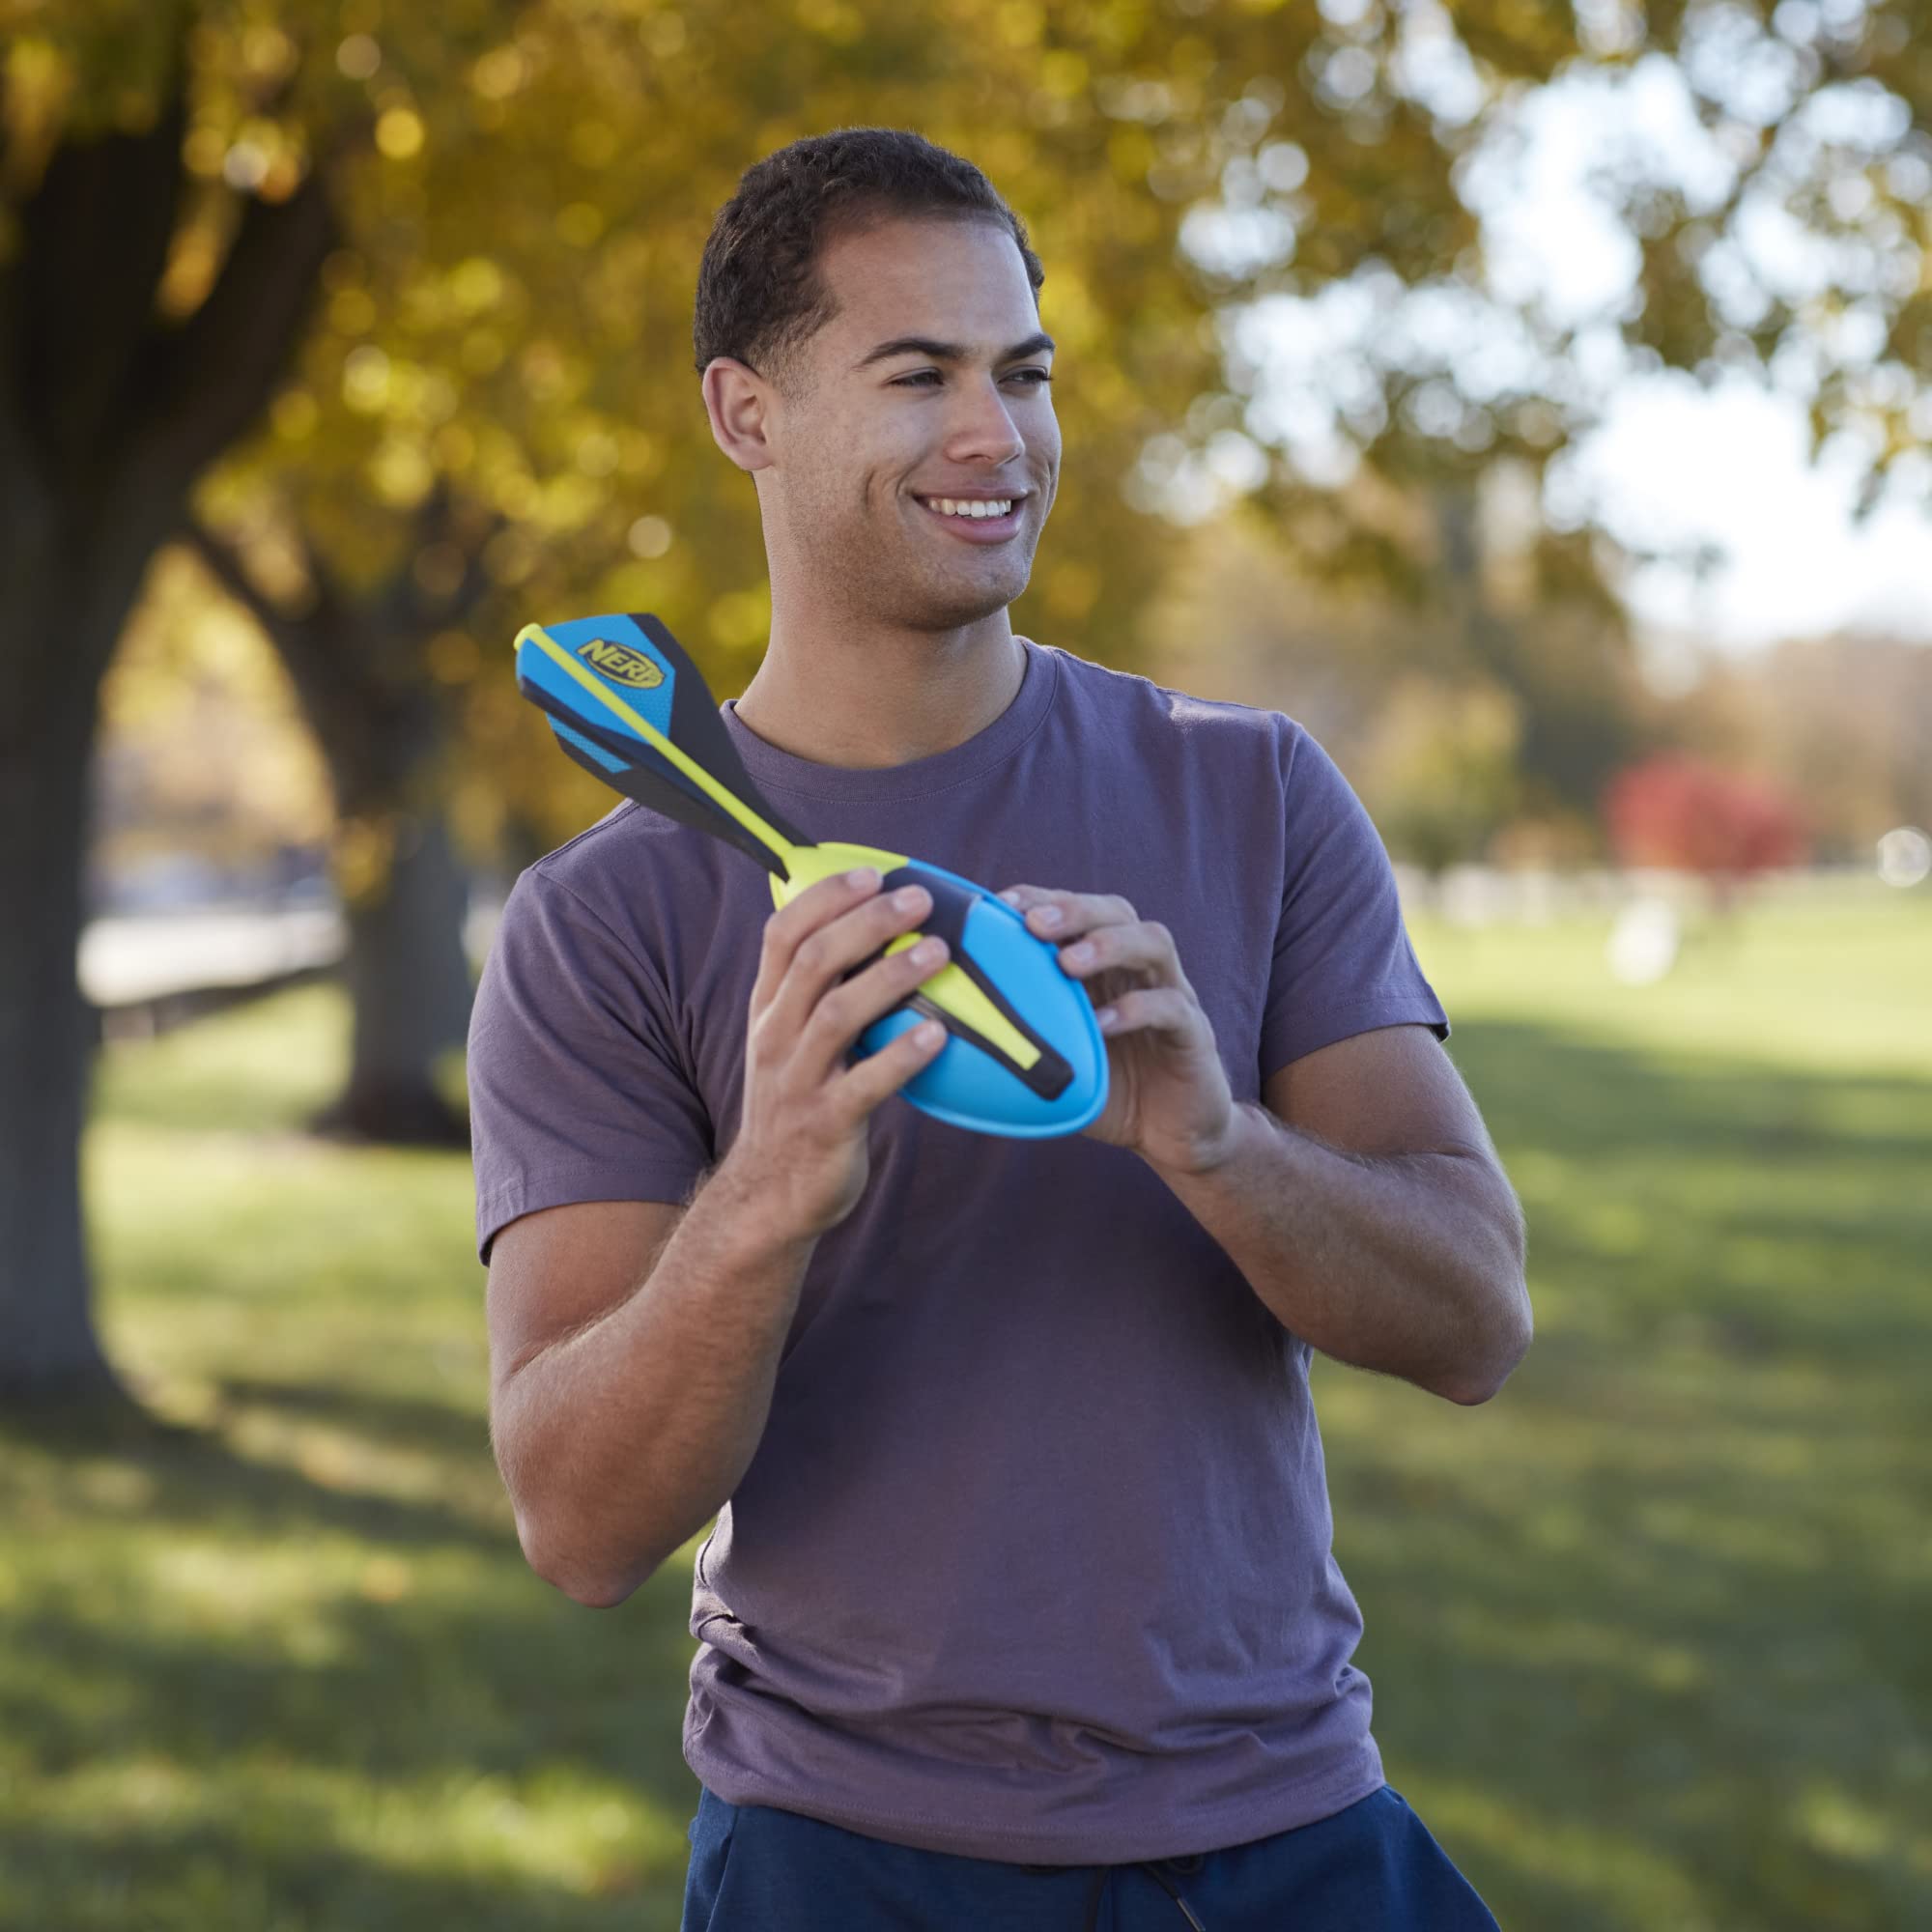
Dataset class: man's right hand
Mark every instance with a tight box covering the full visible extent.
[727,867,952,1240]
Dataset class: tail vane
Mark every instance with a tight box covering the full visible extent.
[514,612,813,864]
[526,685,792,878]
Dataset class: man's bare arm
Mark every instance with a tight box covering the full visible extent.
[1151,1026,1530,1404]
[490,1173,818,1607]
[485,866,952,1607]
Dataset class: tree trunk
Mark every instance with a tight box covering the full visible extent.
[0,71,338,1405]
[0,501,185,1406]
[0,626,126,1405]
[283,633,476,1149]
[182,514,484,1148]
[315,804,474,1146]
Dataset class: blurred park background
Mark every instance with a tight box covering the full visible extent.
[3,1,1929,1926]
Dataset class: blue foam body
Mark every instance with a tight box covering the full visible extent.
[858,860,1110,1138]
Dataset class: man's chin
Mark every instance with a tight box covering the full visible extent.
[903,575,1029,630]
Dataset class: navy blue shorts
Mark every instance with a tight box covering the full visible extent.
[680,1781,1501,1930]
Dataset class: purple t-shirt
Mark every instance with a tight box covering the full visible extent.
[469,635,1449,1863]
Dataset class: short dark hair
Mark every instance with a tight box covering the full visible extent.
[693,127,1046,403]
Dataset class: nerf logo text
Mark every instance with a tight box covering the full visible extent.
[575,639,663,689]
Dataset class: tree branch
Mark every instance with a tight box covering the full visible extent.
[443,510,510,626]
[179,518,298,654]
[15,81,188,486]
[129,149,343,494]
[374,477,456,637]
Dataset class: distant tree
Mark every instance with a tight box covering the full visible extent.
[1603,753,1808,912]
[93,548,331,890]
[1354,673,1524,876]
[1142,487,1643,846]
[185,495,500,1145]
[1659,632,1932,863]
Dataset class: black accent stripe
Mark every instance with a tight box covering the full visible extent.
[849,867,1074,1102]
[536,690,791,880]
[628,613,815,850]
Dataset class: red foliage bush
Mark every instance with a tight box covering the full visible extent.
[1602,755,1809,877]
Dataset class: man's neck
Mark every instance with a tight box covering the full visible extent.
[732,624,1028,770]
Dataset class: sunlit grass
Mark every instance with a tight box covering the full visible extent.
[1406,873,1932,1075]
[0,881,1926,1928]
[1334,878,1932,1930]
[4,985,703,1929]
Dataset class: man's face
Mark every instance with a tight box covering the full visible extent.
[755,213,1060,632]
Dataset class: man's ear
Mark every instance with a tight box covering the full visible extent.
[701,357,777,475]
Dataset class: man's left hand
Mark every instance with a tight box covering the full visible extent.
[997,885,1237,1175]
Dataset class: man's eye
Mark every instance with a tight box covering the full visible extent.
[892,370,1054,387]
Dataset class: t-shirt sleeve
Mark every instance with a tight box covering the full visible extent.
[468,864,715,1264]
[1258,721,1450,1084]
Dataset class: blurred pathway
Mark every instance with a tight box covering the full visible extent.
[79,907,346,1009]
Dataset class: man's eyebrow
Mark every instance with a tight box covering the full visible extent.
[852,330,1057,371]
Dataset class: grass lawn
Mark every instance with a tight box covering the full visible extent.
[1,877,1926,1929]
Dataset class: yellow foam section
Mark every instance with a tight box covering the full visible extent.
[773,840,1040,1072]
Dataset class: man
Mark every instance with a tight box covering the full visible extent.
[469,128,1530,1929]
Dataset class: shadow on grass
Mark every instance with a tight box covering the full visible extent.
[0,1573,701,1788]
[1446,1019,1932,1353]
[1453,1020,1931,1164]
[0,1812,690,1932]
[213,1375,497,1462]
[0,1391,504,1559]
[0,1395,706,1927]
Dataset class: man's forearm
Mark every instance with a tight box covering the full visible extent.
[1149,1101,1530,1404]
[497,1159,817,1605]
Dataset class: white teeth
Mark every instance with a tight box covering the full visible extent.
[923,497,1014,519]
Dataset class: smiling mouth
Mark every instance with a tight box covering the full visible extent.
[911,496,1029,544]
[914,493,1026,517]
